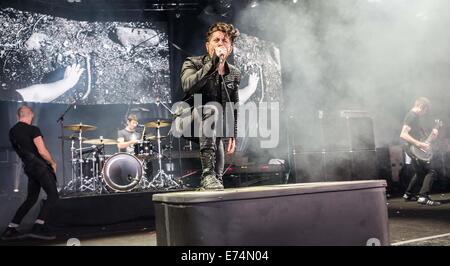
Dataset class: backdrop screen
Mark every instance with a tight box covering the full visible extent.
[234,32,282,105]
[0,7,171,104]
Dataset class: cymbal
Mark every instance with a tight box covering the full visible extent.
[146,135,167,140]
[83,138,118,145]
[58,135,87,141]
[64,123,97,132]
[145,119,171,128]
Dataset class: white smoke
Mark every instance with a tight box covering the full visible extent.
[237,0,450,147]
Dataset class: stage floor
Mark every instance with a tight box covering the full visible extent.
[1,193,449,246]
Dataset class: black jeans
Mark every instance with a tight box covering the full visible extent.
[11,165,59,224]
[405,158,436,197]
[176,104,227,179]
[214,139,225,179]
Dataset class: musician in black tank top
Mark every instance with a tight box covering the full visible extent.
[400,97,441,206]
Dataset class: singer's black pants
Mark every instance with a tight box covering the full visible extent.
[11,164,59,224]
[176,104,226,179]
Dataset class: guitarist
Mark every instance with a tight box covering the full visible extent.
[1,106,59,240]
[400,97,441,206]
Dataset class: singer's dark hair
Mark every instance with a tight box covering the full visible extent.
[127,114,138,122]
[206,22,240,45]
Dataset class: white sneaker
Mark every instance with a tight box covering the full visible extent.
[417,196,441,206]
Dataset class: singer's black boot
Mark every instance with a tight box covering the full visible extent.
[199,149,224,190]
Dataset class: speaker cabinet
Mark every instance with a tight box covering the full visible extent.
[324,151,351,181]
[347,117,376,150]
[293,150,377,183]
[350,150,377,180]
[292,152,325,183]
[388,145,404,182]
[290,111,375,152]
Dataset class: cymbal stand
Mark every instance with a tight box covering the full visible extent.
[63,138,77,194]
[139,159,153,190]
[79,145,102,193]
[149,121,180,189]
[78,127,84,193]
[57,101,76,193]
[166,134,175,180]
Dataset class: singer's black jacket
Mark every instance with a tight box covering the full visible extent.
[180,54,240,138]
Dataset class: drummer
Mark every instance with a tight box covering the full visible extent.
[117,114,142,153]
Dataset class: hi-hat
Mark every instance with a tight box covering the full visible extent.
[145,119,171,128]
[83,138,118,145]
[64,123,97,132]
[58,135,87,141]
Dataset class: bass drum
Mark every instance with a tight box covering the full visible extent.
[101,153,143,192]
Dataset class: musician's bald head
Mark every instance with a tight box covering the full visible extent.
[17,105,34,123]
[17,105,33,117]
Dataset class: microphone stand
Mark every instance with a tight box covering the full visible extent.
[157,100,176,117]
[57,101,76,192]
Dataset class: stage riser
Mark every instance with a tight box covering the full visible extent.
[154,181,389,246]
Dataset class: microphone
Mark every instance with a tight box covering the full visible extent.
[215,47,226,64]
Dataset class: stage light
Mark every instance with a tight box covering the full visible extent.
[218,0,232,10]
[13,154,22,193]
[250,0,259,8]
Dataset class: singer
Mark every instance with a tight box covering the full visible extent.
[179,22,241,190]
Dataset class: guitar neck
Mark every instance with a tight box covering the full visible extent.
[424,133,434,144]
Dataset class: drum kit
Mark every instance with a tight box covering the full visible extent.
[61,119,181,195]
